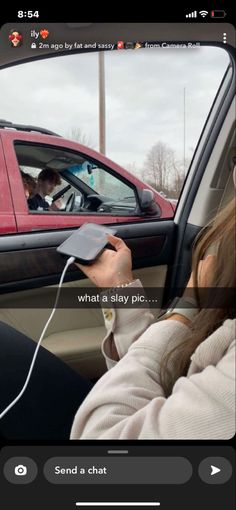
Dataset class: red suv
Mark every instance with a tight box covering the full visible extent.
[0,121,175,235]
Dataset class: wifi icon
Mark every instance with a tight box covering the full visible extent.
[199,10,208,17]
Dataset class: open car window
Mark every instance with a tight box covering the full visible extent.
[15,142,138,215]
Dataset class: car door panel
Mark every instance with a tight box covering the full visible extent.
[0,264,168,379]
[0,220,175,289]
[0,219,175,378]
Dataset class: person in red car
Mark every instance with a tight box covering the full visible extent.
[28,168,61,211]
[20,171,37,199]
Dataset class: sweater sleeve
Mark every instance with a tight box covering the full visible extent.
[70,319,235,440]
[100,279,155,369]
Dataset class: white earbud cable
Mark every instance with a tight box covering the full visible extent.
[0,256,75,420]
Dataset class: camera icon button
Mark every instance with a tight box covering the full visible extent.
[3,457,38,484]
[15,464,28,476]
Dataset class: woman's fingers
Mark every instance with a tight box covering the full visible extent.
[107,234,129,252]
[186,255,216,289]
[75,261,92,277]
[198,255,216,287]
[74,236,133,288]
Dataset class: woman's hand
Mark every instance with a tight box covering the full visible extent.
[168,255,217,326]
[186,254,216,289]
[75,234,134,288]
[50,198,63,211]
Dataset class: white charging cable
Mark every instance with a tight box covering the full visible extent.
[0,256,75,420]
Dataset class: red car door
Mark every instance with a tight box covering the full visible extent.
[0,133,17,234]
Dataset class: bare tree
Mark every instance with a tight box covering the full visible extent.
[142,142,174,192]
[169,156,192,198]
[170,160,186,198]
[67,127,95,149]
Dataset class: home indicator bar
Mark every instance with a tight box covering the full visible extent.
[75,504,161,507]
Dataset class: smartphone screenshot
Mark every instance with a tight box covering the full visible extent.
[0,6,235,509]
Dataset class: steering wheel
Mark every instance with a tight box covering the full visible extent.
[65,192,76,212]
[77,194,85,210]
[82,194,104,211]
[52,184,71,203]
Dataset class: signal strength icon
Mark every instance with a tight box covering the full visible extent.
[186,11,197,18]
[199,10,208,17]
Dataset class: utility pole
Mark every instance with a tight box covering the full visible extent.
[99,51,106,154]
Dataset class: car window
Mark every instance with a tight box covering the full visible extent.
[15,143,138,215]
[69,164,136,202]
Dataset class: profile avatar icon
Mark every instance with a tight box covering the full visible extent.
[9,29,23,48]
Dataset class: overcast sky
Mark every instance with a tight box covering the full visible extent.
[0,46,229,174]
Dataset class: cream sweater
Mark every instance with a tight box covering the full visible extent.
[70,281,236,440]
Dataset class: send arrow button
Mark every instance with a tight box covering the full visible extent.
[211,465,221,476]
[199,457,232,484]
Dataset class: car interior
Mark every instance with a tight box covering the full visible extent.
[0,21,235,388]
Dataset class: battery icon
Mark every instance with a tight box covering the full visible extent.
[211,10,226,18]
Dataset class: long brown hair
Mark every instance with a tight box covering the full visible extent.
[161,197,236,396]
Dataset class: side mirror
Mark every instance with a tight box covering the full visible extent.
[139,189,160,216]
